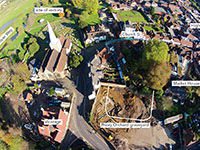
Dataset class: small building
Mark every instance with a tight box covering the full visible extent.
[38,108,69,143]
[24,92,33,103]
[181,39,193,48]
[169,4,183,15]
[154,7,167,15]
[186,34,198,41]
[119,24,145,39]
[55,88,65,96]
[85,24,111,44]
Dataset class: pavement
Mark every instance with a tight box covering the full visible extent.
[60,43,113,150]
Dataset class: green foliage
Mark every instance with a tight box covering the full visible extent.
[194,87,200,97]
[8,136,24,150]
[157,96,180,116]
[72,0,99,13]
[0,140,8,150]
[49,87,55,96]
[0,86,11,99]
[79,11,100,28]
[11,63,30,94]
[69,51,83,68]
[145,63,171,90]
[141,86,152,95]
[170,50,178,65]
[71,0,100,28]
[34,83,39,89]
[11,54,20,64]
[116,10,147,23]
[14,63,31,81]
[23,37,40,61]
[0,134,25,150]
[150,6,155,15]
[65,8,72,18]
[142,40,169,68]
[11,75,27,94]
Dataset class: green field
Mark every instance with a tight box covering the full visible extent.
[0,0,37,29]
[0,0,78,60]
[116,10,147,23]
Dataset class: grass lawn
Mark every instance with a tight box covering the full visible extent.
[0,0,82,61]
[0,0,37,28]
[116,10,147,23]
[83,12,101,27]
[144,25,155,31]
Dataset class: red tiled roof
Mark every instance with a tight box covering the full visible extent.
[38,125,51,138]
[64,39,71,49]
[181,39,193,47]
[187,34,198,41]
[98,47,107,58]
[173,38,180,43]
[38,109,68,143]
[25,92,32,101]
[169,4,182,15]
[55,49,67,73]
[54,110,68,143]
[46,49,59,73]
[153,34,163,40]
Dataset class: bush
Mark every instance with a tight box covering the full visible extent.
[69,51,83,68]
[0,140,8,150]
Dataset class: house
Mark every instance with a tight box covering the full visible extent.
[153,34,163,40]
[154,7,167,15]
[55,88,65,96]
[169,4,183,15]
[186,34,198,41]
[24,92,33,102]
[85,24,111,44]
[144,2,151,8]
[38,23,72,80]
[162,36,171,43]
[182,55,191,75]
[109,1,131,11]
[181,39,193,48]
[119,23,145,39]
[173,38,181,45]
[38,108,69,143]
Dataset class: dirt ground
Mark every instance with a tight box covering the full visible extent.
[91,85,175,149]
[114,125,175,150]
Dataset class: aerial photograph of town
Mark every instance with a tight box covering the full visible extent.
[0,0,200,149]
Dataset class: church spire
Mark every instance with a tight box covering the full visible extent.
[47,22,62,52]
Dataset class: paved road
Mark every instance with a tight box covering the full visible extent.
[60,43,113,150]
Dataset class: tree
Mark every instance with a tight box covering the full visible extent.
[150,6,155,15]
[145,62,171,90]
[71,0,83,8]
[0,140,8,150]
[71,0,100,28]
[23,36,40,61]
[41,0,49,5]
[52,0,59,3]
[11,75,27,94]
[79,11,90,28]
[58,12,65,18]
[11,63,30,94]
[65,8,72,18]
[83,0,99,14]
[69,52,83,68]
[142,40,169,69]
[49,87,55,96]
[14,63,30,81]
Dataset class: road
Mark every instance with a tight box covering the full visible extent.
[61,43,113,150]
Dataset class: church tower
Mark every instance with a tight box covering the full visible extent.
[47,22,62,52]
